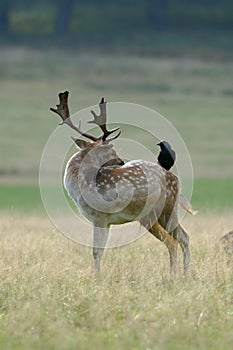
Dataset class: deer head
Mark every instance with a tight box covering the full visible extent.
[50,91,124,167]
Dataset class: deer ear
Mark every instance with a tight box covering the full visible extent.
[71,137,90,149]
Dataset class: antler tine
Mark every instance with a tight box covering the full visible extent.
[50,91,98,142]
[88,97,120,141]
[105,130,121,143]
[50,91,70,124]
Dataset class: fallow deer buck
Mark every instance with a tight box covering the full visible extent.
[51,91,191,277]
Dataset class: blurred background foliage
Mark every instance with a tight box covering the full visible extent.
[0,0,233,55]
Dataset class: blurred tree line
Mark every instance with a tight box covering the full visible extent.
[0,0,232,40]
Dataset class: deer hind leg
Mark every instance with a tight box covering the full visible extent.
[146,221,178,278]
[92,224,109,275]
[175,225,190,278]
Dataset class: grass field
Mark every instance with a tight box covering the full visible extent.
[0,213,232,350]
[0,47,232,349]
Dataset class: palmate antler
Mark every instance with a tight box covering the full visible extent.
[89,97,120,141]
[50,91,120,142]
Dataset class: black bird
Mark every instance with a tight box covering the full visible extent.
[157,141,176,171]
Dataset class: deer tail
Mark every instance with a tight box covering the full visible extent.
[179,193,198,215]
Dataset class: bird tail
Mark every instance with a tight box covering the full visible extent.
[179,193,198,215]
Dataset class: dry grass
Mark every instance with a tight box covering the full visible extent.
[0,212,232,349]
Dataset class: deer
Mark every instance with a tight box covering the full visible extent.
[50,91,191,277]
[219,230,233,255]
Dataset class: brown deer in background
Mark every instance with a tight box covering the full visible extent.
[51,91,190,277]
[219,230,233,255]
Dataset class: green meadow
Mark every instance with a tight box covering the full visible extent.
[0,48,233,349]
[1,179,233,213]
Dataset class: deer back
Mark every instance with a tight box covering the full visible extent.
[64,141,180,227]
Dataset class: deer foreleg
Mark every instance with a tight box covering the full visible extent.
[92,224,109,275]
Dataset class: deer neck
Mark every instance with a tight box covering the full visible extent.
[65,149,104,195]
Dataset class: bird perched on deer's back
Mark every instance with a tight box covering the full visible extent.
[157,141,176,171]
